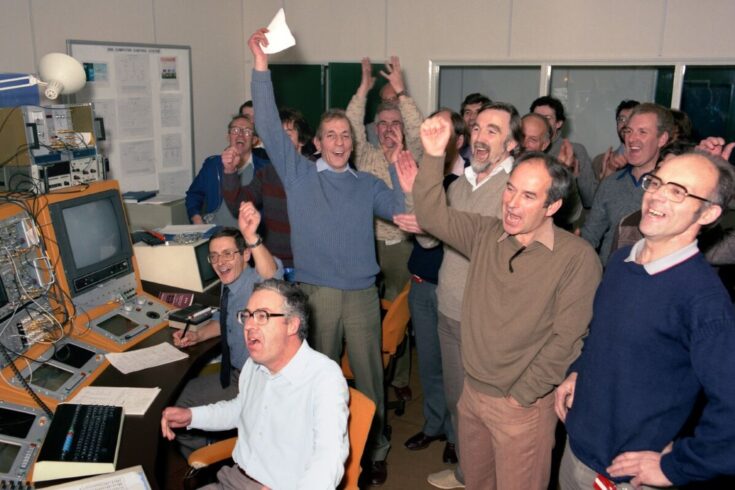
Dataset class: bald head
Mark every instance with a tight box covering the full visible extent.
[380,84,398,103]
[639,152,730,246]
[522,113,552,152]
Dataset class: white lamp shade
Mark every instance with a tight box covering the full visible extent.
[38,53,86,99]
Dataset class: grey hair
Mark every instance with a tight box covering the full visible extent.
[253,279,310,340]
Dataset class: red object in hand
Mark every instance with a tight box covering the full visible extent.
[594,474,617,490]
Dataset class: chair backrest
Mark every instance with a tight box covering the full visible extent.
[340,387,376,489]
[380,281,411,360]
[341,281,412,378]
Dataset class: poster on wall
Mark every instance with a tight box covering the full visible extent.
[67,40,194,194]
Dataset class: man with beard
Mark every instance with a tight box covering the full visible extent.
[399,101,523,489]
[186,115,268,225]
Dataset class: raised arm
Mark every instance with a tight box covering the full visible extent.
[248,29,307,187]
[413,116,484,257]
[238,201,279,279]
[346,58,378,170]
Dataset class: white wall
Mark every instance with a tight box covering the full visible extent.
[4,0,735,171]
[242,0,735,116]
[0,0,246,171]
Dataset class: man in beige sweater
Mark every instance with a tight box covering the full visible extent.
[404,115,602,490]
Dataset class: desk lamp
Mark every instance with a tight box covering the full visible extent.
[0,52,86,100]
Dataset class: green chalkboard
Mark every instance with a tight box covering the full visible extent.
[327,62,390,125]
[270,64,325,134]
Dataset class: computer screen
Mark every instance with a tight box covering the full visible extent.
[62,199,122,270]
[48,188,133,298]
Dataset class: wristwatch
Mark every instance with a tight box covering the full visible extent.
[245,234,263,248]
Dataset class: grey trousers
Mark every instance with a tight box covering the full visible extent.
[198,464,263,490]
[437,311,465,482]
[299,283,390,462]
[559,440,670,490]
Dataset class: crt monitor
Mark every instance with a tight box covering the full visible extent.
[48,188,133,298]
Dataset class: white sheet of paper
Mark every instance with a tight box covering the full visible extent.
[263,8,296,54]
[70,386,162,416]
[43,465,151,490]
[158,224,215,234]
[106,342,188,375]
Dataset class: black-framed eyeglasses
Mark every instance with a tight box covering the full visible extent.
[237,309,287,326]
[207,249,241,264]
[640,173,713,204]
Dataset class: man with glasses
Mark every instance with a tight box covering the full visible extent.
[162,279,349,489]
[171,201,282,457]
[581,103,673,264]
[186,115,269,225]
[556,151,735,489]
[347,56,422,302]
[346,57,423,410]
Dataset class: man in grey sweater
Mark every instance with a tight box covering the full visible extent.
[248,28,406,485]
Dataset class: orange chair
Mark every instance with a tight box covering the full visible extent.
[185,387,375,489]
[341,281,411,416]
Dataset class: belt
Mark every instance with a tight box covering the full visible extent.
[411,274,425,283]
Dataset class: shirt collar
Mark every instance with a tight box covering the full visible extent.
[316,158,357,177]
[464,156,513,190]
[624,239,699,274]
[616,164,644,186]
[497,222,556,251]
[255,339,309,382]
[222,266,251,296]
[451,155,465,176]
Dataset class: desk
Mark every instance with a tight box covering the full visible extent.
[79,328,219,489]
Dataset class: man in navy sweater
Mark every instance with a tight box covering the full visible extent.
[248,28,406,485]
[555,151,735,488]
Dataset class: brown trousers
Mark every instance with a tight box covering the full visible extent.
[457,382,557,490]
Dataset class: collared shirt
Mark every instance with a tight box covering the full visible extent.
[625,239,699,275]
[616,164,644,186]
[463,155,513,191]
[316,158,358,177]
[189,341,349,490]
[211,259,284,370]
[497,220,556,251]
[451,154,466,177]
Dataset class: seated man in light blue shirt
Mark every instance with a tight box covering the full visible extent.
[162,279,349,490]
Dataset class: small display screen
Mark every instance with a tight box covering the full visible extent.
[0,441,21,474]
[97,315,140,337]
[52,342,95,369]
[0,407,35,439]
[25,363,74,392]
[62,199,123,270]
